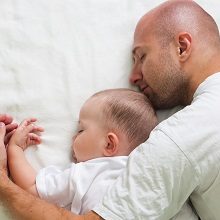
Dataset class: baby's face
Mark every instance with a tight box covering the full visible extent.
[71,98,107,163]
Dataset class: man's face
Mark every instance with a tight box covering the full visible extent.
[130,22,188,109]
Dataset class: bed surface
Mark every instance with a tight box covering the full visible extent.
[0,1,219,219]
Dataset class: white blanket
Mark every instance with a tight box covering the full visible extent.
[0,0,219,219]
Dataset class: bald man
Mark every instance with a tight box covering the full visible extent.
[1,1,220,219]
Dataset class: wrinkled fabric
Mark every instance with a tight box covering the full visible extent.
[36,156,127,214]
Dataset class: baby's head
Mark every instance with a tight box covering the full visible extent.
[72,88,158,162]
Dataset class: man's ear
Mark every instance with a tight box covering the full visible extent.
[103,132,119,157]
[177,32,192,62]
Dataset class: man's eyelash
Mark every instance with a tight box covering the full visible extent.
[132,53,145,64]
[140,54,146,62]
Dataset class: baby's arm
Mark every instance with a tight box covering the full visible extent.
[7,118,44,197]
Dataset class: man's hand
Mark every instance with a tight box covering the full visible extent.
[0,122,7,173]
[0,114,18,145]
[0,114,18,175]
[9,118,44,151]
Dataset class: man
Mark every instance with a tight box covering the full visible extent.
[1,0,220,219]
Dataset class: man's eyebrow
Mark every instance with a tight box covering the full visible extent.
[132,47,138,55]
[132,46,142,56]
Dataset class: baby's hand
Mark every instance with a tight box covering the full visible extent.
[9,118,44,150]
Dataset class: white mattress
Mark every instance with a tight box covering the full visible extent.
[0,0,219,219]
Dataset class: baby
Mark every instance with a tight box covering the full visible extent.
[8,88,157,214]
[7,88,199,219]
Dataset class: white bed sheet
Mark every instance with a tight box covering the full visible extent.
[0,1,219,219]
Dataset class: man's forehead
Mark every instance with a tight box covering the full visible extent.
[133,25,155,49]
[132,29,145,54]
[132,35,151,55]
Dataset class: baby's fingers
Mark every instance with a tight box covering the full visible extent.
[23,124,44,137]
[28,133,42,145]
[20,118,37,127]
[33,125,44,133]
[19,118,44,134]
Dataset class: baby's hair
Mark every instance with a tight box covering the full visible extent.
[91,88,158,150]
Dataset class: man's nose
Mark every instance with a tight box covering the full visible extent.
[129,66,142,85]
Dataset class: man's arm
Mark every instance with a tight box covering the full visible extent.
[0,114,18,146]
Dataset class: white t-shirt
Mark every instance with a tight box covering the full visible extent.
[36,155,197,219]
[93,73,220,220]
[36,156,127,214]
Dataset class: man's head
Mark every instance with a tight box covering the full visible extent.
[130,0,220,109]
[72,88,157,162]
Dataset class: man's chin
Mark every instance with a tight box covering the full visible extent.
[152,99,180,110]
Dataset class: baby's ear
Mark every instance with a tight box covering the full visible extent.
[103,132,119,157]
